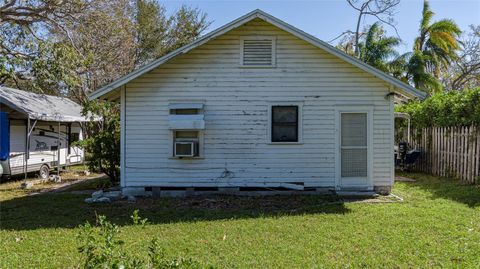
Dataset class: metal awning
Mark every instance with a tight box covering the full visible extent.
[0,86,93,122]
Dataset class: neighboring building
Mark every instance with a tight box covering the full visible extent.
[0,86,91,180]
[89,10,425,195]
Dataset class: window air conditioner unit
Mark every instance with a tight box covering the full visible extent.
[174,141,197,157]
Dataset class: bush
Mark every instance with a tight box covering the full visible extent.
[78,100,121,184]
[77,212,209,269]
[396,87,480,129]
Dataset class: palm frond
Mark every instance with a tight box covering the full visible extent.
[358,22,402,73]
[420,1,434,31]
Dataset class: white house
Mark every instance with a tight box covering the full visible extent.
[89,10,425,196]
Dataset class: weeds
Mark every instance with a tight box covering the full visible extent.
[77,211,209,269]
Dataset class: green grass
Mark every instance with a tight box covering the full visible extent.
[1,173,479,268]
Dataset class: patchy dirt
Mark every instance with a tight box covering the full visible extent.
[108,195,403,213]
[110,192,401,211]
[8,168,108,196]
[111,194,339,211]
[27,175,107,195]
[173,196,322,211]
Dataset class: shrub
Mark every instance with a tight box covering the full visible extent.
[77,214,141,268]
[396,87,480,129]
[78,100,121,184]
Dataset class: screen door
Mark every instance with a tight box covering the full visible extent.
[340,113,368,186]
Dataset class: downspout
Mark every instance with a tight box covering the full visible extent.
[57,122,61,177]
[67,123,72,155]
[407,117,411,145]
[24,118,29,180]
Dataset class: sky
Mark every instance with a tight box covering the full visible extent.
[162,0,480,53]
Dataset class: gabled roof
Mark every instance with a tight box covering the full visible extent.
[89,9,427,100]
[0,86,92,122]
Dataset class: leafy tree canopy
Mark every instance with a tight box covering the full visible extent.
[0,0,211,104]
[396,87,480,129]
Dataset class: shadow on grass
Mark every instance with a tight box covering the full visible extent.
[0,193,349,231]
[398,172,480,208]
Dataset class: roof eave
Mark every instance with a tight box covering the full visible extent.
[255,11,427,100]
[89,10,264,100]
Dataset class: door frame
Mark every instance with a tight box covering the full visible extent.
[334,106,374,190]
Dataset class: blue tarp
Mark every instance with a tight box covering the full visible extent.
[0,112,9,161]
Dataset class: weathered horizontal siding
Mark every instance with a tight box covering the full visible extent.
[124,19,393,188]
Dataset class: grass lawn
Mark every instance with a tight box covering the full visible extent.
[1,173,479,268]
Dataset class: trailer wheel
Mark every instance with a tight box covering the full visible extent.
[39,164,49,180]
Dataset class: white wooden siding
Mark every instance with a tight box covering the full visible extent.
[123,19,393,188]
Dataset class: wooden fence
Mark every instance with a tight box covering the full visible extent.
[410,126,480,184]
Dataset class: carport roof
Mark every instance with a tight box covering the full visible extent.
[0,86,93,122]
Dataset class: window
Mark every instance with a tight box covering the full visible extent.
[174,131,199,157]
[240,36,276,67]
[168,102,205,158]
[271,106,298,142]
[170,108,199,115]
[341,113,368,177]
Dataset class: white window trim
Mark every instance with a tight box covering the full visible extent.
[267,101,303,145]
[168,100,206,159]
[239,36,276,68]
[334,106,373,190]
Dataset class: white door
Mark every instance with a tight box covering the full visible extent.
[339,112,370,188]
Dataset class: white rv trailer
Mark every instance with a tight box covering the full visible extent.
[0,86,92,180]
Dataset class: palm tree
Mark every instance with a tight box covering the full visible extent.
[405,0,462,93]
[357,22,401,74]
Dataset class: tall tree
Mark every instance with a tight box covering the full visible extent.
[135,2,210,66]
[336,22,402,76]
[135,0,168,65]
[443,25,480,91]
[55,0,138,103]
[0,0,84,25]
[60,1,208,183]
[405,0,461,93]
[1,0,211,104]
[0,0,86,91]
[346,0,400,57]
[358,22,401,73]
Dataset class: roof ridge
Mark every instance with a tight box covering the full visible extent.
[89,9,426,100]
[0,86,74,102]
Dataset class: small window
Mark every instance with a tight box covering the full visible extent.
[170,109,199,115]
[271,106,298,142]
[174,131,199,157]
[240,37,276,67]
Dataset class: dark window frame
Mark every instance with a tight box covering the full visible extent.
[271,105,299,142]
[170,108,199,115]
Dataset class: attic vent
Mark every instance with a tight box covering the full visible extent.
[241,37,276,67]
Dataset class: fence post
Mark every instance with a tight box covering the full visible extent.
[405,125,479,183]
[453,127,456,178]
[475,126,480,183]
[462,126,468,180]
